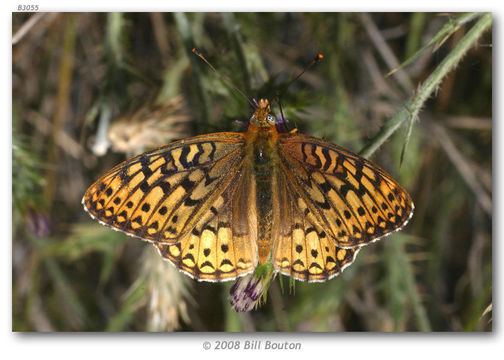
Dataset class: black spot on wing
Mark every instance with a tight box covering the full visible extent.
[321,148,331,172]
[179,146,191,168]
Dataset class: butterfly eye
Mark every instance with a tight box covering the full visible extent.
[266,114,275,124]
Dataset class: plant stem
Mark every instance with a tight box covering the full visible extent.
[359,12,492,158]
[173,12,211,128]
[221,13,252,95]
[396,239,432,331]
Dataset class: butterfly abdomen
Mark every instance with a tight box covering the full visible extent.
[247,126,279,264]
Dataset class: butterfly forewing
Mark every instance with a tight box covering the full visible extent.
[278,134,414,249]
[83,133,246,244]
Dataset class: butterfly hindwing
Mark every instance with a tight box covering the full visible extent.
[272,167,359,282]
[82,133,246,244]
[278,133,414,249]
[155,162,258,281]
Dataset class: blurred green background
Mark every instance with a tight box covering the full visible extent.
[12,12,492,331]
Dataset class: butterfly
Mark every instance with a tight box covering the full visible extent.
[82,97,414,283]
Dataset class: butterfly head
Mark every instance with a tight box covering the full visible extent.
[249,99,276,127]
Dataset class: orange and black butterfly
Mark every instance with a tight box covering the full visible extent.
[83,53,414,283]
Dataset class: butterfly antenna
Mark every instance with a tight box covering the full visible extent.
[271,53,324,106]
[278,98,286,124]
[192,48,256,108]
[286,52,324,90]
[270,53,323,128]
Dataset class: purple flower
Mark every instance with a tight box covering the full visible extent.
[234,119,248,128]
[26,209,51,237]
[275,111,290,133]
[229,273,267,312]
